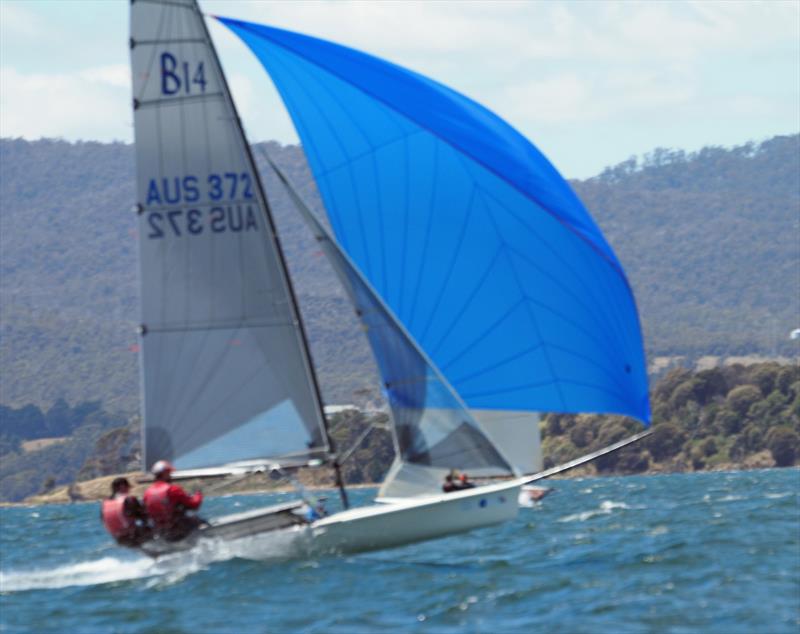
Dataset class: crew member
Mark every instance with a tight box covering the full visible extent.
[100,477,152,547]
[442,469,476,493]
[143,460,204,541]
[457,472,476,489]
[442,470,458,493]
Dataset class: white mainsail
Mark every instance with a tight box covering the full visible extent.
[130,0,329,471]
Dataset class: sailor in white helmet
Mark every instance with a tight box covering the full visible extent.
[143,460,204,541]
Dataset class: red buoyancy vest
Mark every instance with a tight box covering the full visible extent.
[143,480,173,530]
[101,495,134,539]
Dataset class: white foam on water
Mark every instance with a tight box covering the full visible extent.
[0,525,317,592]
[718,495,745,502]
[198,524,312,562]
[558,500,636,523]
[0,556,163,592]
[765,492,793,499]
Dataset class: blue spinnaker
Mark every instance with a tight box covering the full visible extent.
[219,17,651,424]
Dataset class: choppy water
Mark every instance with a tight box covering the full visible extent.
[1,469,798,633]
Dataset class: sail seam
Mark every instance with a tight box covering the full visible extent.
[407,142,439,334]
[146,321,296,333]
[134,37,206,46]
[439,297,526,373]
[416,185,479,347]
[136,92,225,109]
[462,161,634,385]
[428,245,504,360]
[136,0,196,9]
[462,378,632,406]
[471,179,632,367]
[449,342,545,386]
[469,175,568,410]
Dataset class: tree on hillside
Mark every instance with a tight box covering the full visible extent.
[726,385,763,417]
[766,427,799,467]
[647,422,687,462]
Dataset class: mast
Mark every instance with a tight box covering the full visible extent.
[191,3,349,508]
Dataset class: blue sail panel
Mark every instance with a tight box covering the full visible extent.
[220,17,651,424]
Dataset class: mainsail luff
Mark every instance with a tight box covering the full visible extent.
[130,0,334,474]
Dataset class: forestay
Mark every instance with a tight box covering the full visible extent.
[219,18,651,426]
[268,161,514,497]
[130,0,329,471]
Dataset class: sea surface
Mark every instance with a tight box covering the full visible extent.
[1,469,798,633]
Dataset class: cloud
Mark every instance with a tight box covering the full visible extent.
[501,75,589,124]
[0,2,48,40]
[207,0,797,133]
[209,0,799,64]
[0,66,132,141]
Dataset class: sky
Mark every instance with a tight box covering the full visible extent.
[0,0,798,179]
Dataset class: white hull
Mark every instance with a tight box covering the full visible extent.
[140,480,522,559]
[301,479,522,556]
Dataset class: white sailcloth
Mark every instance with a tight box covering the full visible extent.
[471,410,542,475]
[130,0,328,471]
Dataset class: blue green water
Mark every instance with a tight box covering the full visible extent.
[1,469,798,633]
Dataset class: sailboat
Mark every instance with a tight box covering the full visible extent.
[128,0,650,559]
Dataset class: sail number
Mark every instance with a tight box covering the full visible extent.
[161,52,206,96]
[144,173,259,239]
[146,174,253,206]
[147,205,260,239]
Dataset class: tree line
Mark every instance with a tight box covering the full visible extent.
[1,362,797,503]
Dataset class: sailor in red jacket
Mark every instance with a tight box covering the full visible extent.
[143,460,204,541]
[101,477,152,547]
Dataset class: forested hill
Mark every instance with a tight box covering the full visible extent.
[0,134,798,414]
[573,136,799,359]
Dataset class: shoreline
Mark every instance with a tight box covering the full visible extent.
[2,462,792,508]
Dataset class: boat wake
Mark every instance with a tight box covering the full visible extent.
[0,556,163,592]
[0,526,313,592]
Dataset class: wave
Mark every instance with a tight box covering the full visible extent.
[558,500,638,523]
